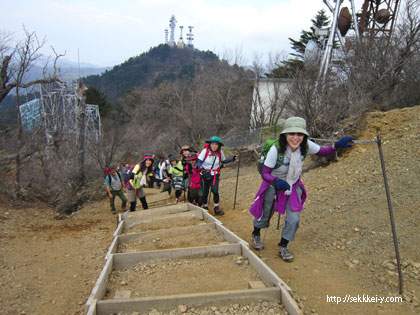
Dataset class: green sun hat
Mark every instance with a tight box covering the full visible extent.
[280,117,310,136]
[206,136,224,146]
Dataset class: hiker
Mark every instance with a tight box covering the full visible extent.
[104,165,127,214]
[168,155,184,202]
[250,117,355,262]
[185,152,203,206]
[197,136,237,215]
[154,156,164,189]
[160,154,173,196]
[180,146,196,198]
[126,155,154,211]
[147,164,155,188]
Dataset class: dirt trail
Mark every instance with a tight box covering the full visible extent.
[0,106,419,315]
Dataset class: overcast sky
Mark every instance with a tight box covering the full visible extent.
[2,0,366,67]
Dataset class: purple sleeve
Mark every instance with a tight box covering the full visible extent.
[261,165,276,184]
[315,145,336,157]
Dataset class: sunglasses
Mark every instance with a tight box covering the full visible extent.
[287,133,305,137]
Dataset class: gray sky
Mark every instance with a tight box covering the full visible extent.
[1,0,366,67]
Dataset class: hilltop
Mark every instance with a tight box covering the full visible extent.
[84,44,222,101]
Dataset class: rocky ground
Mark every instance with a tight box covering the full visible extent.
[0,105,419,314]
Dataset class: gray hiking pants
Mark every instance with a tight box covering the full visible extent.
[252,185,302,242]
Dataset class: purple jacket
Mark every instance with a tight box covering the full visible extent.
[249,145,335,219]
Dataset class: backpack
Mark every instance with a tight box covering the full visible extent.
[107,171,123,186]
[257,139,307,173]
[202,143,222,171]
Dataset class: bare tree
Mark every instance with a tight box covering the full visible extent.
[5,28,62,196]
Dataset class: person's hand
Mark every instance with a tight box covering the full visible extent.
[108,193,113,199]
[274,179,290,191]
[334,136,356,149]
[134,174,138,179]
[123,187,126,193]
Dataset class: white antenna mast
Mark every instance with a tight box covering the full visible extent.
[169,15,177,46]
[187,26,194,48]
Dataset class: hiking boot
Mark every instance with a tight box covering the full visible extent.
[111,209,116,214]
[252,234,264,250]
[214,205,224,216]
[203,205,209,210]
[278,246,294,262]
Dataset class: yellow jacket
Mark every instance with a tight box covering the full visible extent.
[129,164,144,189]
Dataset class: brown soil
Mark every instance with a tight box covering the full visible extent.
[106,255,259,299]
[124,216,203,234]
[118,225,226,252]
[0,105,419,314]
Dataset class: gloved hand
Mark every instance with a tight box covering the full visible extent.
[274,178,290,191]
[334,136,356,149]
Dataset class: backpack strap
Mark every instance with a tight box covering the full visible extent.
[108,172,123,185]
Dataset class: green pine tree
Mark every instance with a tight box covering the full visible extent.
[85,86,112,117]
[267,9,331,78]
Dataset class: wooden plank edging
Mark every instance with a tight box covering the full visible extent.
[96,287,281,315]
[105,235,119,260]
[123,210,204,230]
[240,243,291,291]
[278,282,303,315]
[113,243,242,269]
[113,221,124,238]
[117,223,217,244]
[85,256,113,314]
[121,203,189,221]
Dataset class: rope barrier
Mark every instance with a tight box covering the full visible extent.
[309,137,378,144]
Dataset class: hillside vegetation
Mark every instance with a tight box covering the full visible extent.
[84,44,223,101]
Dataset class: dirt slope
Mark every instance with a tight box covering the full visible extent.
[0,105,419,315]
[218,105,420,314]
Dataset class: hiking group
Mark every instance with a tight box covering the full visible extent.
[104,136,237,216]
[104,117,355,263]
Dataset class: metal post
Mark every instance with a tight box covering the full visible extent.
[233,152,241,210]
[319,0,342,80]
[377,134,403,294]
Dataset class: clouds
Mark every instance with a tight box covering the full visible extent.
[1,0,365,67]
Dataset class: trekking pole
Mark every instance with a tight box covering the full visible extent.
[377,134,403,294]
[276,213,281,230]
[208,190,212,207]
[259,226,269,258]
[233,152,241,210]
[259,192,277,258]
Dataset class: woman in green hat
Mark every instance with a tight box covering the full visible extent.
[250,117,355,262]
[197,136,237,215]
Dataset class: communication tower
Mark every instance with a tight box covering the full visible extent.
[164,29,169,44]
[187,26,194,48]
[177,26,185,48]
[169,15,177,47]
[358,0,401,37]
[315,0,401,82]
